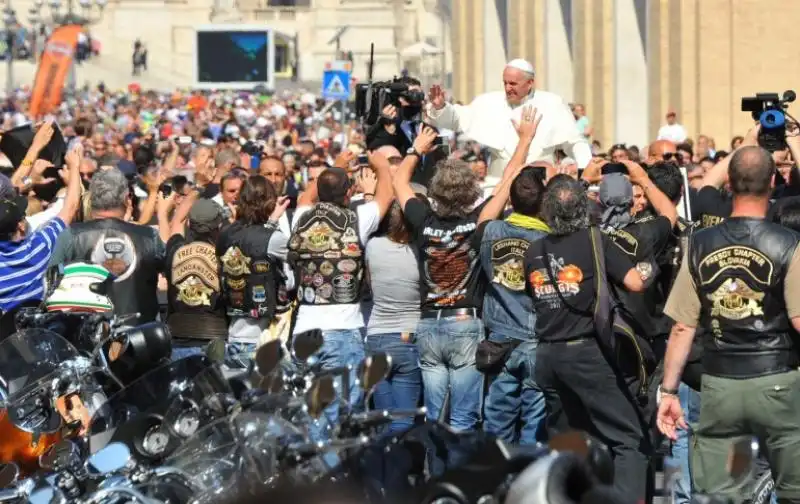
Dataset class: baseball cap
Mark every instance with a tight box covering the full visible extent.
[0,194,28,236]
[189,199,223,234]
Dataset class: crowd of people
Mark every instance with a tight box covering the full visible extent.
[1,58,800,504]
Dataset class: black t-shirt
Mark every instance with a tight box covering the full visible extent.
[692,186,732,228]
[524,228,634,342]
[404,197,488,311]
[604,215,672,338]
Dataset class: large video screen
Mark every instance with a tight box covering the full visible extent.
[195,28,273,89]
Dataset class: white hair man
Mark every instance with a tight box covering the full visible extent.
[426,59,591,179]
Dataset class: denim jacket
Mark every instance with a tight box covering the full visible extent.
[480,220,547,341]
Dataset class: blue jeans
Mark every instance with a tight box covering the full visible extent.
[364,333,422,434]
[298,329,366,445]
[664,383,701,504]
[225,342,257,369]
[416,317,483,430]
[483,337,545,445]
[170,343,206,361]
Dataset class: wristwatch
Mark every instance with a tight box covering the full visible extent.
[406,147,421,158]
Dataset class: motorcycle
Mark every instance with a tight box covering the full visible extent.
[0,329,109,476]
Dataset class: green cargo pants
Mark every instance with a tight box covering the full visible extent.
[691,370,800,503]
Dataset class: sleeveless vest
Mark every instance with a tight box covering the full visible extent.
[688,217,800,378]
[67,218,161,325]
[167,238,227,339]
[479,220,545,340]
[218,222,282,320]
[287,202,364,305]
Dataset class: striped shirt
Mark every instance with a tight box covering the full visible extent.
[0,217,66,313]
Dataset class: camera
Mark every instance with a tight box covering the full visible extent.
[741,90,796,152]
[355,43,425,127]
[355,79,425,126]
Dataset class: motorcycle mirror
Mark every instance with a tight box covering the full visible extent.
[86,442,132,476]
[0,462,19,488]
[728,437,758,484]
[305,376,336,419]
[39,440,80,471]
[206,338,226,364]
[358,353,391,397]
[292,330,324,362]
[255,340,282,376]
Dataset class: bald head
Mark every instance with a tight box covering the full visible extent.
[648,139,677,162]
[728,146,775,197]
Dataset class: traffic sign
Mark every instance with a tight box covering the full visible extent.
[322,61,351,100]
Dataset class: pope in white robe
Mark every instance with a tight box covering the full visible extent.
[425,59,592,181]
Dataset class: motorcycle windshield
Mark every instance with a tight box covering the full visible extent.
[165,412,305,500]
[0,329,80,405]
[164,416,242,503]
[87,355,227,454]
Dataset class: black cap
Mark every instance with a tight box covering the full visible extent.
[0,195,28,236]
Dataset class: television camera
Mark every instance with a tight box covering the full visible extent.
[741,90,797,152]
[354,44,426,127]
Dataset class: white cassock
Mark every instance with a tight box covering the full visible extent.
[426,90,593,179]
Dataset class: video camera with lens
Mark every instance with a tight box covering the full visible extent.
[354,78,425,126]
[741,90,796,152]
[354,43,426,127]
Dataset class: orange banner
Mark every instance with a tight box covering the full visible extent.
[29,24,83,118]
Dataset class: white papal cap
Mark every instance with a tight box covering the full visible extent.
[506,58,535,76]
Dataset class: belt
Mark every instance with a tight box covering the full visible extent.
[420,307,478,320]
[167,312,228,340]
[704,351,800,379]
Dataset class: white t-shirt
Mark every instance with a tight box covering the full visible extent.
[27,197,64,231]
[291,201,382,335]
[657,123,688,143]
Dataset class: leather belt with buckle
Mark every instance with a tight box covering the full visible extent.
[421,307,478,320]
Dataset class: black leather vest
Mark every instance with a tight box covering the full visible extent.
[166,238,228,339]
[287,202,364,306]
[688,217,800,378]
[67,218,162,325]
[217,222,283,320]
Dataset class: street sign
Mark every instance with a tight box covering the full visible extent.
[322,60,352,101]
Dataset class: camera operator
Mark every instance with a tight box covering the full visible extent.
[366,76,423,154]
[365,75,444,186]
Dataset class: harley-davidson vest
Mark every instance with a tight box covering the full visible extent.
[65,218,162,325]
[287,202,365,306]
[688,217,800,378]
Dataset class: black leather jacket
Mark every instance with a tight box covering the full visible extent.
[49,218,165,325]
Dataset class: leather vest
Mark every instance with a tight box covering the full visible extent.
[287,202,364,306]
[479,220,545,340]
[688,217,800,378]
[217,222,284,320]
[67,218,162,325]
[166,238,227,339]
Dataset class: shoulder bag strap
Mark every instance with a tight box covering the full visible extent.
[589,226,613,335]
